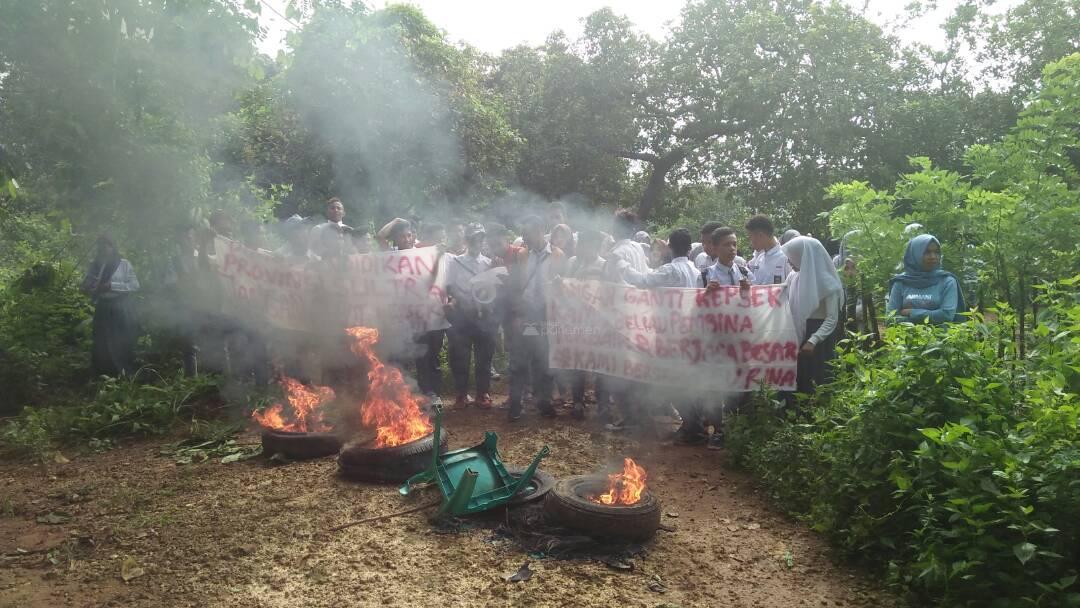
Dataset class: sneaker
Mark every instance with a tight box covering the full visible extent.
[476,393,493,408]
[707,433,725,451]
[604,418,628,432]
[490,366,501,380]
[508,406,523,422]
[571,402,586,420]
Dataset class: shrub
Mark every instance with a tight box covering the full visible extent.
[0,368,220,458]
[726,277,1080,606]
[0,262,93,414]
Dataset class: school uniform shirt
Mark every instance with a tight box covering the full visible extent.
[620,256,699,289]
[748,244,791,285]
[91,259,140,300]
[688,242,704,262]
[704,260,747,287]
[608,238,650,277]
[308,221,356,259]
[696,252,747,272]
[447,252,493,310]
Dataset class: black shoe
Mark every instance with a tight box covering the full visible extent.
[539,403,557,418]
[508,409,523,422]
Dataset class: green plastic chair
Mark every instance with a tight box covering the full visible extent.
[399,406,550,517]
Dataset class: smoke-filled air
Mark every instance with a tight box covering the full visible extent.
[1,1,1078,607]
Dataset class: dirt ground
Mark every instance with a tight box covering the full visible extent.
[0,397,896,608]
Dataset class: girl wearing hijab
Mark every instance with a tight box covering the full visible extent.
[887,234,964,324]
[782,236,843,393]
[81,235,141,376]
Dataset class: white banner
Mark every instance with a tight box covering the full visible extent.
[209,237,448,339]
[546,279,799,391]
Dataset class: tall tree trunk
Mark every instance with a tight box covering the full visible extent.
[614,149,686,220]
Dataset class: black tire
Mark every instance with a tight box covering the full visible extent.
[543,475,661,542]
[506,467,555,506]
[261,429,342,460]
[338,429,450,483]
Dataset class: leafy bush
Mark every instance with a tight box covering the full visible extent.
[0,369,221,458]
[727,277,1080,606]
[0,262,92,414]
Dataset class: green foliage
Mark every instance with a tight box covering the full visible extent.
[726,277,1080,606]
[0,262,93,414]
[827,53,1080,314]
[0,369,221,459]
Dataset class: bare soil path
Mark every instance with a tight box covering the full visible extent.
[0,403,895,608]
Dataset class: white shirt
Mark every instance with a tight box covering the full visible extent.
[748,244,790,285]
[696,252,746,272]
[705,260,747,287]
[608,238,650,280]
[308,221,355,259]
[447,252,492,307]
[621,256,699,289]
[86,259,140,299]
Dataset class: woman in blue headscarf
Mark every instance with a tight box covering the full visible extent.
[887,234,965,324]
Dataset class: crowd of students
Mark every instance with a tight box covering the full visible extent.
[80,199,966,447]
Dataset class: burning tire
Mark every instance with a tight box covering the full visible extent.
[338,430,450,483]
[506,467,555,506]
[260,429,343,460]
[544,475,661,541]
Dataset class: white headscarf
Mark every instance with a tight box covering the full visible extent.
[782,236,843,343]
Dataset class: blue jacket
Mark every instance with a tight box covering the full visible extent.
[886,234,964,324]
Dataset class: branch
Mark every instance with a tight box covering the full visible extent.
[613,150,661,164]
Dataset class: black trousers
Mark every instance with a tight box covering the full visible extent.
[571,371,609,407]
[507,330,553,415]
[447,320,495,397]
[92,296,138,377]
[796,318,839,394]
[415,330,445,395]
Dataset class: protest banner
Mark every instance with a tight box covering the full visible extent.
[546,279,799,391]
[209,237,448,343]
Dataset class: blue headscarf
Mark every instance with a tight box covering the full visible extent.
[889,234,967,310]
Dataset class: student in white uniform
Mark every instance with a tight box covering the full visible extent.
[690,221,723,269]
[745,214,791,286]
[782,236,843,394]
[445,224,496,410]
[616,228,699,288]
[615,229,703,443]
[700,226,752,448]
[601,209,653,432]
[308,198,358,259]
[606,209,650,278]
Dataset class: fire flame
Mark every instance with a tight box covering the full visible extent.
[594,458,648,506]
[252,377,335,433]
[346,326,433,448]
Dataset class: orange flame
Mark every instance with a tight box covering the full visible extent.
[346,327,433,448]
[594,458,648,506]
[252,377,335,433]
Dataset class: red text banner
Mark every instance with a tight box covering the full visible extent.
[210,237,448,340]
[546,279,798,391]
